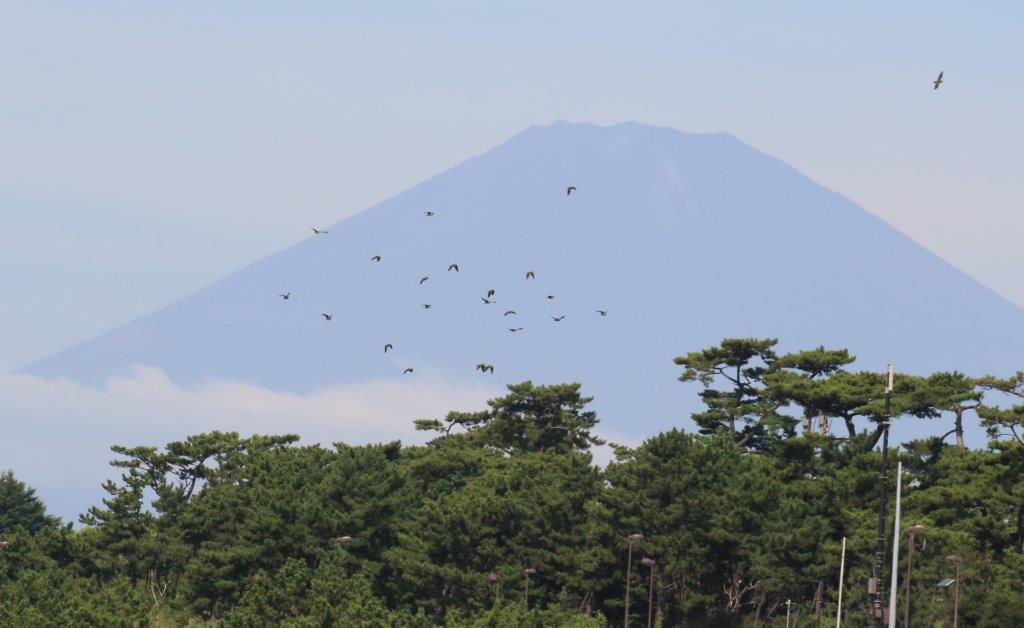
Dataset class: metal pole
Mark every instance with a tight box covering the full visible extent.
[785,599,792,628]
[625,539,634,628]
[836,537,846,628]
[872,364,895,625]
[815,581,823,628]
[953,560,961,628]
[647,564,655,628]
[903,529,916,627]
[888,462,903,627]
[623,534,643,627]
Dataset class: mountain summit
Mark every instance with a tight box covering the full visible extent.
[24,121,1024,437]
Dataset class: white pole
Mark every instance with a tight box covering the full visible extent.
[887,461,903,627]
[836,536,846,628]
[785,599,791,628]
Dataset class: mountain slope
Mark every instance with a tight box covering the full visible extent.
[24,121,1024,438]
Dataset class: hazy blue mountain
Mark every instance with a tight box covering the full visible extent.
[24,121,1024,441]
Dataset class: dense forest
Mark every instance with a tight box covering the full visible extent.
[3,338,1024,626]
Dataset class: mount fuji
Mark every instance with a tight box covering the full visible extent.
[24,121,1024,441]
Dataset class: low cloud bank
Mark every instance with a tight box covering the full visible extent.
[0,367,499,521]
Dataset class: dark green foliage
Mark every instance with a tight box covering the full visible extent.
[3,342,1024,623]
[0,470,55,535]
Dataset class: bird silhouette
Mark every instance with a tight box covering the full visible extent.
[424,211,435,217]
[933,70,943,90]
[311,227,328,234]
[486,289,496,298]
[384,344,393,353]
[504,310,516,316]
[546,295,555,300]
[404,368,414,374]
[482,297,495,304]
[371,255,381,262]
[525,271,535,280]
[279,292,291,300]
[597,310,607,316]
[420,276,429,285]
[448,264,459,272]
[422,304,432,309]
[322,313,333,321]
[552,315,566,322]
[509,327,523,333]
[566,186,576,196]
[475,363,495,374]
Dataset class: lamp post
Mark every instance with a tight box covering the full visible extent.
[639,557,656,628]
[785,598,792,628]
[872,364,895,625]
[523,567,536,607]
[946,555,962,628]
[903,524,926,627]
[624,533,644,628]
[489,572,500,605]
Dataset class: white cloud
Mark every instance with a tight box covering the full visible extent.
[0,367,498,521]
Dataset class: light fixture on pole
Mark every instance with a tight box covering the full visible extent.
[488,572,500,605]
[903,524,926,627]
[523,567,537,607]
[624,533,644,628]
[639,557,656,628]
[946,555,962,628]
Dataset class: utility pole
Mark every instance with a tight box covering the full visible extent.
[624,533,643,628]
[871,364,895,625]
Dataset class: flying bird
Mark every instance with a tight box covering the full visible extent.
[279,292,291,300]
[546,295,555,300]
[424,211,435,217]
[482,297,495,304]
[384,344,393,353]
[933,70,943,90]
[422,304,432,309]
[486,289,496,298]
[566,186,576,196]
[504,310,516,316]
[448,264,459,272]
[404,368,414,374]
[371,255,381,262]
[322,313,333,321]
[525,271,535,280]
[552,315,566,322]
[475,363,495,374]
[311,227,328,234]
[420,276,429,285]
[509,327,523,333]
[597,310,607,316]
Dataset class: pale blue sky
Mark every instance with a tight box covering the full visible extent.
[2,1,1023,369]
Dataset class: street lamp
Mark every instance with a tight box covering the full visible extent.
[488,572,500,605]
[624,533,644,628]
[523,567,537,607]
[639,557,656,628]
[946,554,963,628]
[903,524,926,626]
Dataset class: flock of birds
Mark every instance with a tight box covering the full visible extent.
[279,185,605,376]
[279,71,948,377]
